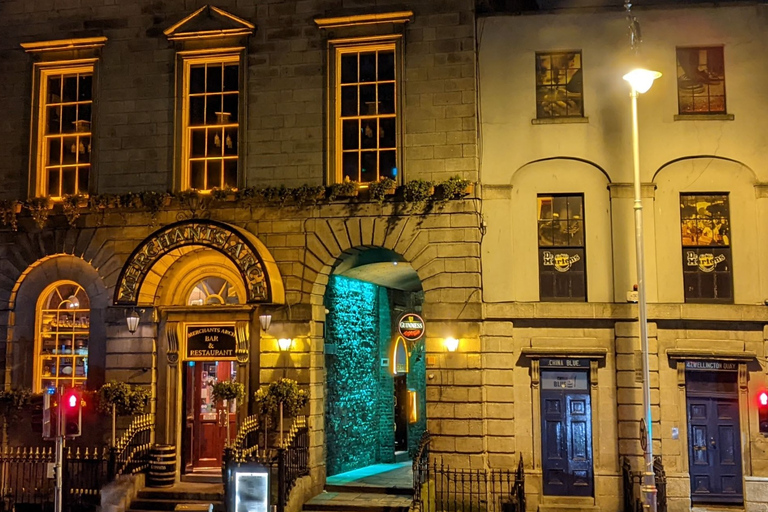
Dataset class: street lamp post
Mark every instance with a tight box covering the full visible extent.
[623,68,661,512]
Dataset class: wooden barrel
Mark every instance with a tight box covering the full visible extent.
[147,445,176,488]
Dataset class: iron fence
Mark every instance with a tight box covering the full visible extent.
[413,432,525,512]
[621,456,667,512]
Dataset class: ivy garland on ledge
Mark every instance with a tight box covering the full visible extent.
[0,176,475,231]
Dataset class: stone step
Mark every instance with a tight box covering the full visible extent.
[137,490,224,501]
[303,491,411,512]
[129,499,224,512]
[324,484,413,496]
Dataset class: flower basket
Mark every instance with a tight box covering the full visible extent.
[211,380,245,403]
[368,177,397,204]
[328,180,359,200]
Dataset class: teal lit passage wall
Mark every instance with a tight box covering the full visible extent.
[325,275,391,475]
[325,275,427,476]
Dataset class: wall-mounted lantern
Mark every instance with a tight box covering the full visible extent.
[444,337,460,352]
[126,309,141,334]
[278,338,292,352]
[259,314,272,332]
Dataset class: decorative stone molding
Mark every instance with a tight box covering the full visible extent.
[166,321,179,366]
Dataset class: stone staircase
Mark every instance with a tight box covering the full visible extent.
[127,483,225,512]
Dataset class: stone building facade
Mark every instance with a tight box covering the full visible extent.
[0,0,480,496]
[478,3,768,511]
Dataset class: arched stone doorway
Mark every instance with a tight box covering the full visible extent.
[323,247,427,477]
[113,219,284,479]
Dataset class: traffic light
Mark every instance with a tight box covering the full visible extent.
[759,391,768,434]
[42,392,59,439]
[62,388,83,438]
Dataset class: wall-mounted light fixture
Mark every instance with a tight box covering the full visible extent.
[126,309,141,334]
[259,314,272,331]
[278,338,292,352]
[444,337,460,352]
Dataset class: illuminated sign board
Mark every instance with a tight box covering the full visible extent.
[398,313,425,342]
[229,464,269,512]
[186,324,237,360]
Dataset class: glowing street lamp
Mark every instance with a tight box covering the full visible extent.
[623,67,661,512]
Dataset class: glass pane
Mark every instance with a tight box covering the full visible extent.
[223,129,237,156]
[361,151,377,180]
[342,120,359,150]
[223,64,239,92]
[191,129,206,157]
[78,75,92,101]
[568,220,584,246]
[378,83,395,114]
[62,76,78,102]
[78,137,91,163]
[62,137,77,164]
[551,221,568,246]
[77,167,89,193]
[48,77,62,103]
[341,86,357,117]
[78,103,92,124]
[359,52,376,82]
[360,85,376,115]
[538,221,553,246]
[222,94,239,123]
[48,139,61,165]
[341,54,357,84]
[538,197,553,220]
[207,160,222,189]
[380,151,397,180]
[189,96,205,125]
[207,64,223,93]
[190,161,205,189]
[224,160,238,188]
[62,105,77,133]
[61,169,76,195]
[206,95,222,125]
[47,106,61,134]
[380,118,396,148]
[378,51,395,81]
[361,120,377,149]
[190,66,205,94]
[47,170,60,197]
[342,152,359,182]
[208,128,224,156]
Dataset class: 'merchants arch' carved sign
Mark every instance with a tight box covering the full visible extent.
[114,219,272,305]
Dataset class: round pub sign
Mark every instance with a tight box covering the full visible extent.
[398,313,425,342]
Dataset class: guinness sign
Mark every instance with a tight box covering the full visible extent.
[398,313,425,342]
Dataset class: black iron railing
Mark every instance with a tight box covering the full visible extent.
[413,433,525,512]
[621,456,667,512]
[110,413,154,478]
[224,415,309,512]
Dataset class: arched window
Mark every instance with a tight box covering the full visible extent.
[36,281,90,392]
[187,276,242,306]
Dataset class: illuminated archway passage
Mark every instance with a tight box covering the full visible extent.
[114,219,283,305]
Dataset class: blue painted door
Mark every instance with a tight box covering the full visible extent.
[540,371,593,496]
[687,396,743,503]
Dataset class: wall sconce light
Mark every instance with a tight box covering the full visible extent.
[278,338,293,352]
[259,314,272,331]
[126,309,141,334]
[445,337,460,352]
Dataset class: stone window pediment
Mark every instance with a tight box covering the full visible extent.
[164,5,254,42]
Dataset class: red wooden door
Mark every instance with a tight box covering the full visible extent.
[189,361,237,469]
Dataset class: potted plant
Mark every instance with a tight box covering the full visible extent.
[62,193,87,227]
[291,184,326,207]
[369,177,397,204]
[327,179,359,201]
[262,185,292,206]
[97,381,150,447]
[0,200,21,231]
[437,175,474,200]
[211,380,245,446]
[140,191,171,224]
[253,378,308,449]
[25,197,52,229]
[404,179,435,208]
[211,186,238,202]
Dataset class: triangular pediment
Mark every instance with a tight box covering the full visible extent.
[164,5,254,41]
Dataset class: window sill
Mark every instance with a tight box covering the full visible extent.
[674,113,734,121]
[531,117,588,125]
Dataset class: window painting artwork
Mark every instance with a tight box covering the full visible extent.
[535,51,584,119]
[676,47,726,114]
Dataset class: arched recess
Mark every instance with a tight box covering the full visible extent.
[114,219,285,306]
[6,255,109,390]
[499,157,613,303]
[653,156,761,303]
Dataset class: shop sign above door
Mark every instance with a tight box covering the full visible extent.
[685,360,738,372]
[187,324,237,360]
[540,358,590,369]
[398,313,425,342]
